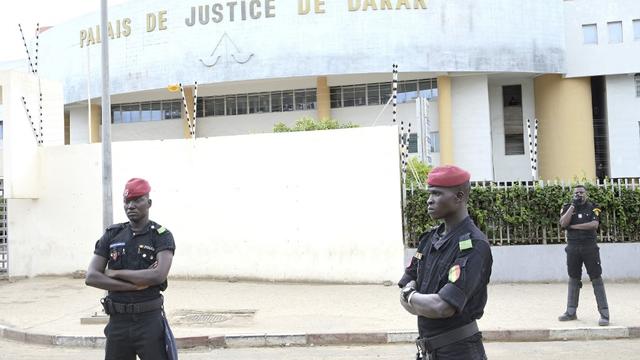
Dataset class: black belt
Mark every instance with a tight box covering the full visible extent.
[101,296,163,315]
[416,321,479,356]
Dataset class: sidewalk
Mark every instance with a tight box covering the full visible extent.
[0,277,638,348]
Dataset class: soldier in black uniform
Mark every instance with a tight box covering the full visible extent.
[399,165,492,360]
[558,184,609,326]
[86,178,176,359]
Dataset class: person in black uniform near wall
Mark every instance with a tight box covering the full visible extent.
[558,184,609,326]
[86,178,176,359]
[399,165,493,360]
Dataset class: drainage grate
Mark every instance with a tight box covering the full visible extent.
[170,309,256,327]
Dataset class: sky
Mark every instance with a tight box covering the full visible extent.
[0,0,130,62]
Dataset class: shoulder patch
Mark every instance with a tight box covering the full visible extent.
[414,252,423,260]
[459,239,473,251]
[157,226,167,234]
[448,265,461,282]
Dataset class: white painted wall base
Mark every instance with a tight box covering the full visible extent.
[405,243,640,283]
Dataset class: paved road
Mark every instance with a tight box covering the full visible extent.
[1,338,639,359]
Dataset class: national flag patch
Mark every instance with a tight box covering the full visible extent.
[448,265,461,283]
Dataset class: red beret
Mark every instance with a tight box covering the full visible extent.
[427,165,471,187]
[123,178,151,200]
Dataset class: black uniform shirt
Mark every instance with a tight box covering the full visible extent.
[561,200,601,245]
[399,216,493,338]
[94,220,176,303]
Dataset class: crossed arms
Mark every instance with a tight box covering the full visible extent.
[85,251,173,292]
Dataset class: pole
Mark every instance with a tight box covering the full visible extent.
[100,0,113,228]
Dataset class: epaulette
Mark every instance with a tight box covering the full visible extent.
[106,223,126,231]
[151,222,168,235]
[458,233,473,251]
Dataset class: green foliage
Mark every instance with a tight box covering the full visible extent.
[405,181,640,247]
[273,117,359,132]
[405,157,432,189]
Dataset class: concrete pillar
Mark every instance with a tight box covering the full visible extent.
[182,86,194,139]
[316,76,330,120]
[437,76,454,165]
[88,104,101,143]
[534,74,596,181]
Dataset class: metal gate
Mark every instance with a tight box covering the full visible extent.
[0,179,7,273]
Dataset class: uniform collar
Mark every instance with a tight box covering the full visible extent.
[433,216,472,250]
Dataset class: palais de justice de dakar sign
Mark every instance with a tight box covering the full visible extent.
[79,0,429,48]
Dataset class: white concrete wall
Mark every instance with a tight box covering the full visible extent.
[34,0,565,103]
[489,77,536,181]
[406,243,640,282]
[451,75,494,180]
[606,74,640,178]
[564,0,640,77]
[7,126,405,283]
[0,71,64,198]
[68,106,90,144]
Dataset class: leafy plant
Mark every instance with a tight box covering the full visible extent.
[273,117,359,132]
[405,157,432,189]
[405,180,640,247]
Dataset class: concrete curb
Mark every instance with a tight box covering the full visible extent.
[0,324,637,349]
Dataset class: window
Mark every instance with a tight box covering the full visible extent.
[248,94,260,114]
[608,21,623,43]
[330,87,342,108]
[429,131,440,153]
[635,74,640,97]
[329,78,437,109]
[225,96,237,115]
[305,89,317,110]
[282,91,294,112]
[502,85,525,155]
[634,19,640,40]
[236,94,248,115]
[212,97,225,116]
[582,24,598,44]
[195,98,204,118]
[408,133,418,153]
[367,84,381,105]
[271,91,282,112]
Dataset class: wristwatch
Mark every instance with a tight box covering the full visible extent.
[401,286,416,302]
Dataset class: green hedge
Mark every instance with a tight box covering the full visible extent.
[405,182,640,247]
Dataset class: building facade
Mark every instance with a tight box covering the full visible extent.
[3,0,640,181]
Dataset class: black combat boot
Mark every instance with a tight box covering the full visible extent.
[558,278,581,321]
[592,277,610,326]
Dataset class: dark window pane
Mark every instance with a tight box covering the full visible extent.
[343,86,355,107]
[419,79,433,98]
[283,91,294,112]
[367,84,380,105]
[226,96,237,115]
[503,85,524,155]
[213,97,225,116]
[237,94,248,115]
[141,103,152,122]
[295,90,306,110]
[121,104,140,123]
[380,82,392,104]
[249,94,260,114]
[259,93,270,113]
[162,101,172,120]
[271,92,282,112]
[330,87,342,108]
[408,133,418,153]
[170,101,181,119]
[305,89,316,110]
[354,85,366,106]
[196,98,205,118]
[205,99,216,117]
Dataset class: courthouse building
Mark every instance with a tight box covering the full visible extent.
[2,0,640,181]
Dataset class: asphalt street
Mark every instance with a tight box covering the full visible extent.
[1,338,639,360]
